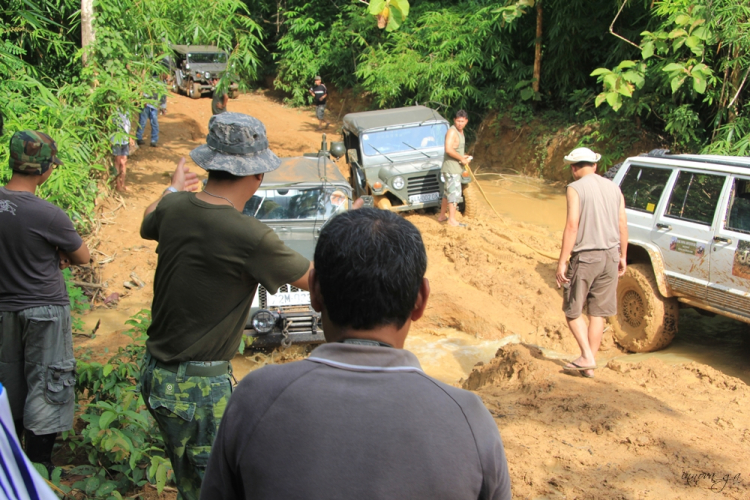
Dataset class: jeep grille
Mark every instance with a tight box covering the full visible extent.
[407,174,440,196]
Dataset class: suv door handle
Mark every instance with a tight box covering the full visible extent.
[656,223,672,230]
[713,236,732,244]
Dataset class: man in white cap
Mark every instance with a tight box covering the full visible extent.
[138,112,312,499]
[555,147,627,378]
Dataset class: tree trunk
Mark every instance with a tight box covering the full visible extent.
[81,0,95,65]
[532,1,542,94]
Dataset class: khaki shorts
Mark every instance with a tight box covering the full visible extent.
[441,173,462,204]
[0,305,75,434]
[562,248,620,319]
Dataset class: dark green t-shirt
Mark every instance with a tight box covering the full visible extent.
[140,192,310,362]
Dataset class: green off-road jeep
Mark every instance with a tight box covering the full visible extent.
[166,44,239,99]
[342,106,478,216]
[242,138,351,348]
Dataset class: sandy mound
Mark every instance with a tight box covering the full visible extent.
[464,345,750,499]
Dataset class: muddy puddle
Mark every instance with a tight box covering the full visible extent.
[475,175,567,231]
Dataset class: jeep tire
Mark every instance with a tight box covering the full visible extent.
[189,81,202,99]
[610,263,678,352]
[459,183,478,219]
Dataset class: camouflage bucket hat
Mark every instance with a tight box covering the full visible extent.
[9,130,64,175]
[190,112,281,176]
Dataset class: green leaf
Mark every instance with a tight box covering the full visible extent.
[616,81,634,97]
[386,0,410,32]
[520,87,534,100]
[368,0,386,16]
[693,75,707,93]
[623,70,645,89]
[96,481,117,497]
[641,42,654,60]
[671,76,686,93]
[684,36,701,49]
[675,14,691,26]
[99,410,117,430]
[668,28,687,39]
[603,74,618,90]
[595,93,606,108]
[590,68,610,77]
[692,26,709,40]
[662,63,685,73]
[31,462,49,480]
[605,92,622,111]
[103,364,114,377]
[617,60,637,70]
[85,476,101,495]
[156,462,168,493]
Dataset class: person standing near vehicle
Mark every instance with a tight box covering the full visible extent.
[138,112,312,500]
[211,79,229,116]
[111,109,131,191]
[200,208,512,500]
[136,79,167,147]
[438,109,471,227]
[555,147,628,379]
[0,131,90,474]
[309,75,330,129]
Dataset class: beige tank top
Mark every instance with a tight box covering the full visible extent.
[441,125,465,175]
[568,173,622,252]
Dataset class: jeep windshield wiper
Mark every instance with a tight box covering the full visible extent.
[402,141,430,158]
[366,144,393,163]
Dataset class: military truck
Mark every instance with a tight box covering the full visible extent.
[166,44,239,99]
[342,106,477,215]
[242,138,351,348]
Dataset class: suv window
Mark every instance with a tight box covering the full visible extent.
[665,171,726,225]
[619,165,672,213]
[726,178,750,234]
[362,124,448,156]
[243,187,348,220]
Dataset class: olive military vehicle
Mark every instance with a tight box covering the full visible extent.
[166,44,239,99]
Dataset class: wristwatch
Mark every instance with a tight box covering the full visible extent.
[163,186,178,195]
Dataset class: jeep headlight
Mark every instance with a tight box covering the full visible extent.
[392,176,405,190]
[252,309,278,334]
[185,64,190,70]
[205,71,211,79]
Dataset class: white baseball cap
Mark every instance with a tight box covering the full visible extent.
[563,147,601,164]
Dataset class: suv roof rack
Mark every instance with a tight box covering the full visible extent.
[642,149,750,169]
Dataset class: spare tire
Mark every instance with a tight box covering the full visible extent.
[610,263,678,352]
[459,183,478,219]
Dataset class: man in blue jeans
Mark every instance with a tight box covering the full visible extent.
[136,91,167,147]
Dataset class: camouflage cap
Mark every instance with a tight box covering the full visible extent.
[190,112,281,176]
[9,130,64,175]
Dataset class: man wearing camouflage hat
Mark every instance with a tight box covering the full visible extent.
[139,112,312,499]
[0,131,90,473]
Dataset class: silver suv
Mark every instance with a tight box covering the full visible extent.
[610,152,750,352]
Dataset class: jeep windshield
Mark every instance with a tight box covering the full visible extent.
[361,123,448,156]
[243,187,348,220]
[187,52,227,64]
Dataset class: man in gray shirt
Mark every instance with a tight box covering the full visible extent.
[555,147,627,378]
[201,208,512,500]
[0,130,90,473]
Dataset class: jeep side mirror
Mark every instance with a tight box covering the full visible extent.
[347,149,359,164]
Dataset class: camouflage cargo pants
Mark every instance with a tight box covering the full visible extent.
[139,352,233,500]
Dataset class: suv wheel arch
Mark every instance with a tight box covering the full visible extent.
[627,243,673,298]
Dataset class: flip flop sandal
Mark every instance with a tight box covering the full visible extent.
[563,362,597,371]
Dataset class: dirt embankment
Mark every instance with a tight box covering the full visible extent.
[80,90,750,499]
[471,112,667,182]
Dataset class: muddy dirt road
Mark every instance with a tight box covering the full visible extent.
[79,91,750,499]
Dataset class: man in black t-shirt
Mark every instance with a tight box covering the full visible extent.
[0,131,90,474]
[309,75,330,129]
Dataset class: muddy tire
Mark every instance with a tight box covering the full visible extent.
[189,81,202,99]
[610,263,678,352]
[229,89,239,99]
[375,196,392,210]
[459,183,478,219]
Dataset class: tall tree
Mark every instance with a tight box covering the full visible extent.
[81,0,95,65]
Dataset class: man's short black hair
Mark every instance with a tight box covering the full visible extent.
[208,169,242,182]
[455,109,468,120]
[314,208,427,330]
[571,161,595,169]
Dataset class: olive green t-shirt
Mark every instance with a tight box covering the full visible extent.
[140,192,310,363]
[441,125,465,175]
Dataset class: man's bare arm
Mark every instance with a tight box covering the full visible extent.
[143,158,200,218]
[556,187,580,288]
[618,194,628,276]
[289,262,313,291]
[444,129,466,163]
[59,241,91,269]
